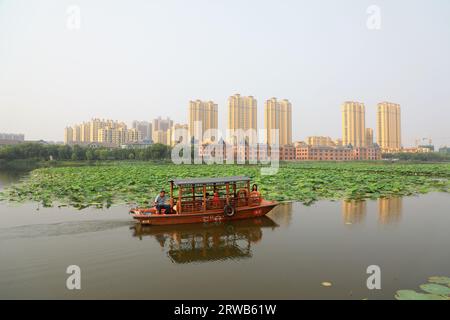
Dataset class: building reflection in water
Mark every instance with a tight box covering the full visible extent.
[342,200,367,225]
[378,197,403,225]
[268,202,293,227]
[131,217,278,264]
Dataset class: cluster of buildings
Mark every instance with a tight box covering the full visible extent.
[279,101,400,161]
[0,133,25,145]
[64,119,138,147]
[340,101,401,151]
[62,95,407,161]
[190,94,293,145]
[191,97,398,161]
[64,117,188,148]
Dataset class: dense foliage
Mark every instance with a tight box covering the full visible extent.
[3,143,450,163]
[0,143,172,161]
[382,152,450,162]
[1,162,449,209]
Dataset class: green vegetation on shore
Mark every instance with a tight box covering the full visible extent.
[0,143,172,162]
[383,152,450,162]
[0,162,449,209]
[2,142,450,163]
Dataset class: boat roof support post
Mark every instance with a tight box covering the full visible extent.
[170,181,174,207]
[178,186,182,214]
[233,183,237,208]
[202,184,206,211]
[192,184,195,212]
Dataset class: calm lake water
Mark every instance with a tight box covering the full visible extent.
[0,169,449,299]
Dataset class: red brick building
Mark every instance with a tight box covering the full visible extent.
[198,142,381,162]
[279,145,296,161]
[295,145,381,161]
[352,147,382,160]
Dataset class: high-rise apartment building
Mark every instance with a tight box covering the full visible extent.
[189,100,218,141]
[97,127,112,145]
[80,123,90,143]
[264,98,292,146]
[64,127,73,144]
[72,125,81,143]
[127,128,143,143]
[377,102,401,152]
[227,94,257,143]
[152,117,173,145]
[365,128,374,147]
[264,98,279,145]
[152,117,173,133]
[97,121,127,146]
[89,119,105,143]
[132,121,152,141]
[152,130,168,145]
[279,99,292,146]
[342,101,366,147]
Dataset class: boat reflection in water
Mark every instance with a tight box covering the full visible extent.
[268,202,292,227]
[378,197,403,225]
[131,217,279,264]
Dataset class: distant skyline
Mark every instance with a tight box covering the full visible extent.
[1,0,450,146]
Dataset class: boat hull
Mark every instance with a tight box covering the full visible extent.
[131,200,278,226]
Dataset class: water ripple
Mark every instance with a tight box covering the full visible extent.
[0,220,132,240]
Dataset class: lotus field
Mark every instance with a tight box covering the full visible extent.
[396,276,450,300]
[1,162,449,209]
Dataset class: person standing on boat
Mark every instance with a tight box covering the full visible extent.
[212,189,221,208]
[154,189,171,214]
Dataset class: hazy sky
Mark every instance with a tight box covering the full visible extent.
[1,0,449,146]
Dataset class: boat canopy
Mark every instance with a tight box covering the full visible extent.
[169,176,251,186]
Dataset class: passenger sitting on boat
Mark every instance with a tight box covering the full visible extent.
[205,192,210,209]
[249,184,261,204]
[154,190,171,214]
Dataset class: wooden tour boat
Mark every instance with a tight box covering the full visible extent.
[130,176,278,225]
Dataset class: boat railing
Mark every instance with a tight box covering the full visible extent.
[177,195,261,214]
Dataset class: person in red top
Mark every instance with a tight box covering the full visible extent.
[212,189,221,208]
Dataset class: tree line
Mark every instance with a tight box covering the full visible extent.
[2,142,449,163]
[0,143,172,161]
[382,152,450,162]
